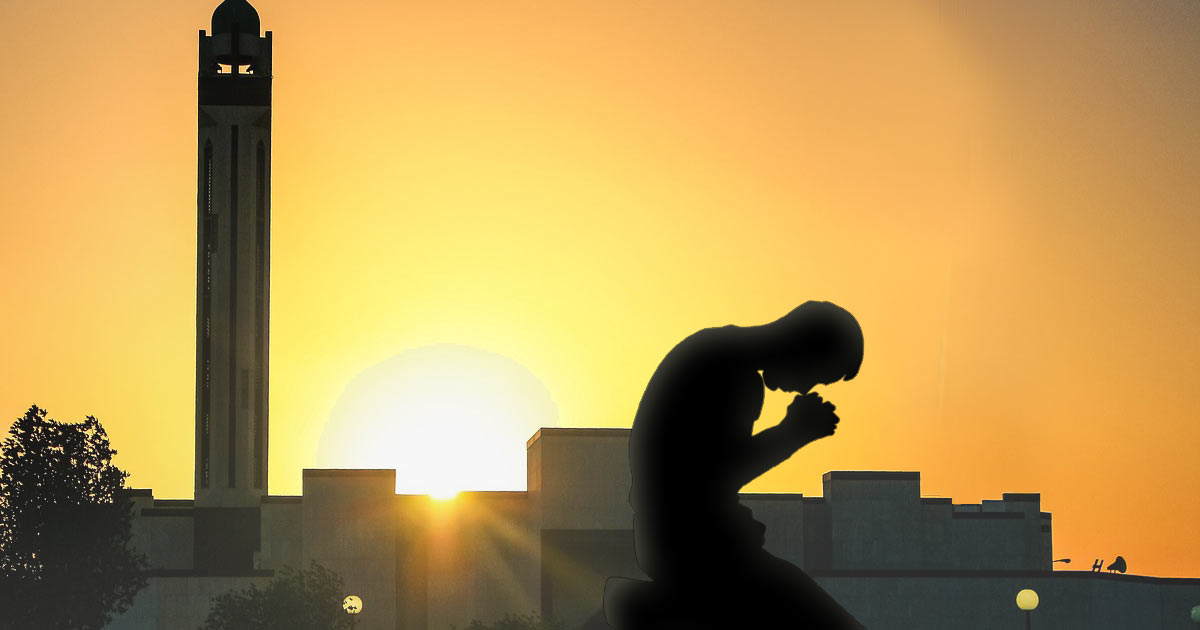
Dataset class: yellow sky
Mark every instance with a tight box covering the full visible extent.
[1,0,1198,576]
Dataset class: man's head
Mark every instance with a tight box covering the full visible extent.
[758,301,863,393]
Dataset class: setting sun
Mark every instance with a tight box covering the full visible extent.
[316,344,558,496]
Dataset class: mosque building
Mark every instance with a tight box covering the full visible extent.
[106,2,1200,628]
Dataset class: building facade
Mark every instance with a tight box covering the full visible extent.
[113,428,1200,630]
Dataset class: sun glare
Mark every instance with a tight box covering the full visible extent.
[316,345,558,496]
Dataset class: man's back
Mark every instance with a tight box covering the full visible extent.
[629,326,766,580]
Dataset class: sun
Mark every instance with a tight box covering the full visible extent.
[316,344,558,496]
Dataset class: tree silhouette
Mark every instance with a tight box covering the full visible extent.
[0,405,147,629]
[200,562,355,630]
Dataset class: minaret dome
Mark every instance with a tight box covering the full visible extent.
[210,0,263,67]
[212,0,261,36]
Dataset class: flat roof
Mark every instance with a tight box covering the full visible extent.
[302,469,396,478]
[952,511,1025,520]
[261,495,302,504]
[740,492,805,501]
[154,499,194,507]
[822,471,920,482]
[811,570,1200,584]
[526,427,631,448]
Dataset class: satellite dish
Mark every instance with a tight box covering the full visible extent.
[1106,556,1127,573]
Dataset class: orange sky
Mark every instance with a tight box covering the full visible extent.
[1,0,1198,577]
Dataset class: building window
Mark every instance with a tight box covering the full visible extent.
[204,140,213,216]
[199,139,214,489]
[228,126,239,489]
[254,140,267,490]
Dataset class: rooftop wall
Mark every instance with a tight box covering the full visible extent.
[133,499,195,571]
[301,469,398,630]
[423,491,539,630]
[258,496,302,570]
[817,572,1200,630]
[527,429,633,531]
[824,471,924,570]
[741,494,807,569]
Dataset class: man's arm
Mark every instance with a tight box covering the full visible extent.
[730,393,840,489]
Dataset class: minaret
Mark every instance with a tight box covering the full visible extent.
[195,0,271,509]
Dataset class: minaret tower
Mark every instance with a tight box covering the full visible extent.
[195,0,271,509]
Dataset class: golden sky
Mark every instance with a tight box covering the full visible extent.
[1,0,1198,577]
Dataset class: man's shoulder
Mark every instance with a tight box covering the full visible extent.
[686,324,739,341]
[640,326,744,387]
[669,325,738,358]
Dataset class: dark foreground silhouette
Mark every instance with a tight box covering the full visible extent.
[605,302,866,629]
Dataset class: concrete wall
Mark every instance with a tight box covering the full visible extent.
[803,497,833,571]
[136,512,194,571]
[541,529,640,629]
[395,494,432,630]
[527,428,641,630]
[818,572,1200,630]
[817,472,1051,573]
[824,472,924,570]
[528,429,634,531]
[129,496,197,572]
[1001,493,1053,569]
[524,429,641,629]
[107,575,271,630]
[920,499,954,569]
[259,497,302,570]
[741,494,807,569]
[301,469,398,630]
[950,511,1029,571]
[425,491,540,630]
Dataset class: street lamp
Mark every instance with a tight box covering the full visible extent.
[343,595,363,629]
[1016,588,1039,630]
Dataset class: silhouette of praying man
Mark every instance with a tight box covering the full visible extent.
[613,301,866,629]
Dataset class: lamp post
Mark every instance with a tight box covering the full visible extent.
[1016,588,1039,630]
[343,595,363,629]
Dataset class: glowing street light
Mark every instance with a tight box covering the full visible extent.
[343,595,363,629]
[1016,588,1039,630]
